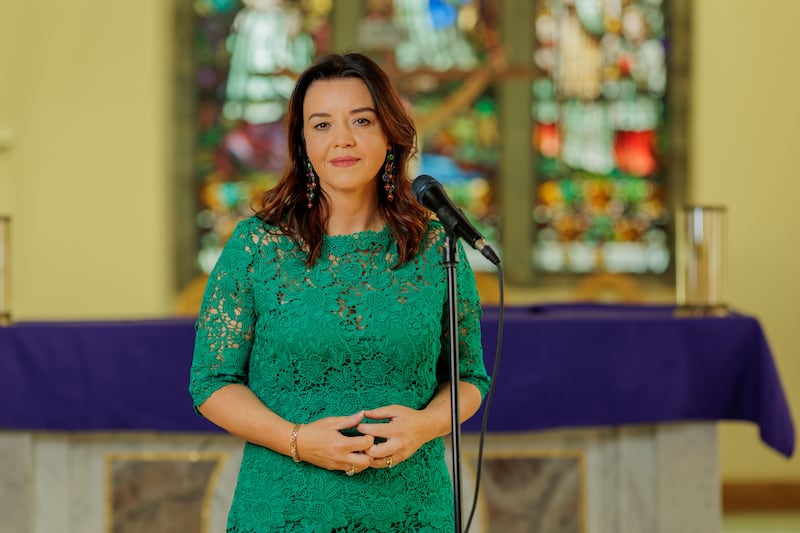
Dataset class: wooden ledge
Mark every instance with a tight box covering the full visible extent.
[723,482,800,513]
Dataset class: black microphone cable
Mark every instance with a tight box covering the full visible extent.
[464,263,504,532]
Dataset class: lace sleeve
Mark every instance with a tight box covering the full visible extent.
[189,219,259,410]
[437,241,492,399]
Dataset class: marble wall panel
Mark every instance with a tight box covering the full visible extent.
[0,433,32,533]
[29,433,243,533]
[477,451,584,533]
[0,424,719,533]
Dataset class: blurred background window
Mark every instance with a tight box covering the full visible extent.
[531,0,672,275]
[182,0,684,282]
[190,0,332,274]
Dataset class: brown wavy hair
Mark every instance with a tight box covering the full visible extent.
[254,53,430,267]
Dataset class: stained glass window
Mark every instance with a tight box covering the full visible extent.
[183,0,685,283]
[531,0,671,274]
[358,0,503,271]
[191,0,332,273]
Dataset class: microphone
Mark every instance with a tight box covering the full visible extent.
[412,174,500,265]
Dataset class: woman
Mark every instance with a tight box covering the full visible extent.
[190,52,491,532]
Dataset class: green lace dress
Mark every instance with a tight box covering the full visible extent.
[190,216,491,532]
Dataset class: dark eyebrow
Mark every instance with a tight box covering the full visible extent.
[307,107,377,121]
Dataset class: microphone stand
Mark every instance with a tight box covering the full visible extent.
[442,231,464,533]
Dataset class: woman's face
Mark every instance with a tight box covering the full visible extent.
[302,78,390,202]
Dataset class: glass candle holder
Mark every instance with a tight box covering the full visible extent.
[676,205,728,316]
[0,216,10,324]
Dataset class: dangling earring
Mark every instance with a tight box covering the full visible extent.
[382,148,396,201]
[306,158,317,208]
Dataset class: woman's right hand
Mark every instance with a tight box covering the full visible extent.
[295,411,375,475]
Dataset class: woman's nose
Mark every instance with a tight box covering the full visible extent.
[334,125,355,147]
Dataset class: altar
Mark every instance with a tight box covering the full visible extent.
[0,304,794,532]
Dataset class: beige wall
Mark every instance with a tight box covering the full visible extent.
[0,1,175,319]
[692,1,800,480]
[0,1,796,480]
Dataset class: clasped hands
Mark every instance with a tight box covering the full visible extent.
[294,405,430,475]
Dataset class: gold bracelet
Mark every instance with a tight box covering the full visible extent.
[290,423,302,463]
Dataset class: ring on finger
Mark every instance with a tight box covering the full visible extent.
[346,465,356,476]
[385,455,393,469]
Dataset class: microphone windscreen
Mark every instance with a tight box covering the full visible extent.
[412,174,438,204]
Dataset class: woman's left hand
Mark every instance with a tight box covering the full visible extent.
[357,405,434,470]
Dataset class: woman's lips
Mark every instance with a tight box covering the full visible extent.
[330,157,359,168]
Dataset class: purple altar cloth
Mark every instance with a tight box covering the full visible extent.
[476,304,794,458]
[0,304,794,458]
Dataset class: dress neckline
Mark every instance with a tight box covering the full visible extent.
[322,225,392,253]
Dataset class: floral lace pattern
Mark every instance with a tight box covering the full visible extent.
[190,216,490,532]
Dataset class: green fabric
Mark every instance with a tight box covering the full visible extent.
[190,216,491,532]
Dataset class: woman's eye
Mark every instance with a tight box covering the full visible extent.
[313,122,329,130]
[354,117,371,126]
